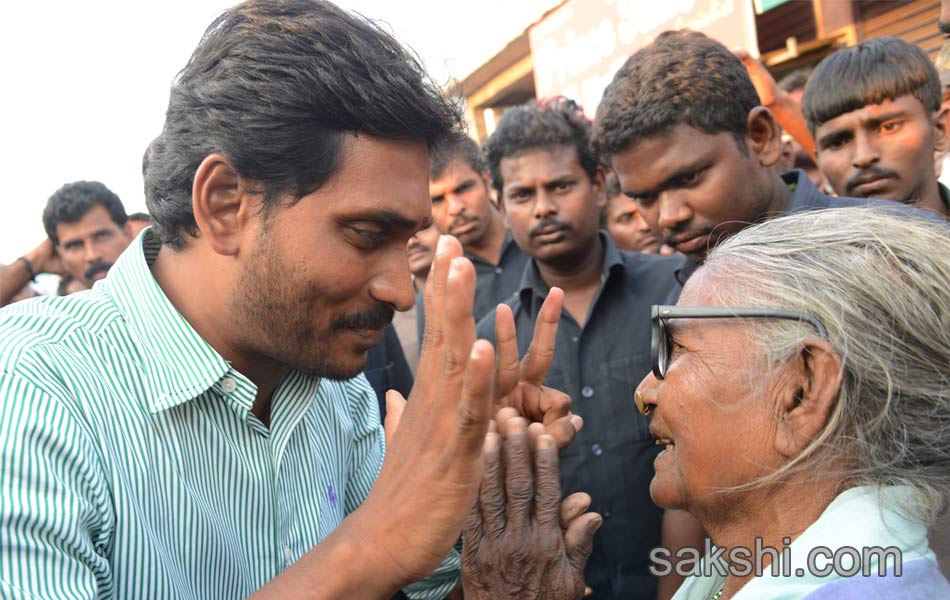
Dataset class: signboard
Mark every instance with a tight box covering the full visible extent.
[753,0,791,14]
[529,0,759,117]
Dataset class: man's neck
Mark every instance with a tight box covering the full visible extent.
[535,236,605,292]
[151,246,287,426]
[764,170,793,218]
[463,211,507,265]
[912,178,950,218]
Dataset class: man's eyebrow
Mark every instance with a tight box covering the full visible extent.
[543,174,577,189]
[340,210,425,232]
[866,109,910,122]
[504,183,532,195]
[453,178,476,193]
[624,158,709,198]
[817,129,850,148]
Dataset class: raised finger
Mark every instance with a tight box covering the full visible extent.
[448,339,496,459]
[519,287,564,386]
[494,406,521,431]
[476,432,506,541]
[560,492,592,529]
[543,413,583,450]
[564,512,602,571]
[501,417,532,531]
[383,389,406,448]
[441,253,477,367]
[418,235,462,376]
[493,304,520,405]
[533,434,561,527]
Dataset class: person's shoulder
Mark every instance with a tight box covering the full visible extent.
[619,250,688,283]
[0,290,121,370]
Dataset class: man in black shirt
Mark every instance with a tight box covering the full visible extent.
[803,37,950,219]
[415,135,530,343]
[595,30,933,271]
[476,98,703,600]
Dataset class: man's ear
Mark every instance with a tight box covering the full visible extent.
[745,106,784,168]
[591,166,607,209]
[932,103,950,154]
[191,153,256,257]
[774,337,844,458]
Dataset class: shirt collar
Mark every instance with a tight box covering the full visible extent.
[781,169,823,213]
[100,228,244,413]
[938,181,950,213]
[517,232,624,301]
[672,486,934,600]
[465,230,519,266]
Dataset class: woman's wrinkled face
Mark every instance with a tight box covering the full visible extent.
[638,269,787,518]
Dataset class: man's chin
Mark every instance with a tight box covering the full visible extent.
[296,353,368,381]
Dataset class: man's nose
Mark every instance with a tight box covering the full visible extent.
[83,240,103,263]
[852,131,880,170]
[534,189,559,218]
[369,253,417,312]
[656,191,691,231]
[447,193,466,216]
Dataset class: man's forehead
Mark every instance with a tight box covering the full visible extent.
[500,145,581,179]
[818,94,928,129]
[612,127,728,188]
[430,158,480,187]
[56,205,120,239]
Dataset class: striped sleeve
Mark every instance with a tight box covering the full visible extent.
[341,376,461,600]
[0,369,114,600]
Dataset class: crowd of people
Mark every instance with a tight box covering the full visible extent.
[0,1,948,599]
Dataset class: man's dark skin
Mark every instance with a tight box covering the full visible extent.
[430,157,508,264]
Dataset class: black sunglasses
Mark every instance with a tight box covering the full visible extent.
[650,305,830,379]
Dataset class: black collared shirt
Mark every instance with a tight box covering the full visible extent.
[476,234,689,600]
[415,232,530,348]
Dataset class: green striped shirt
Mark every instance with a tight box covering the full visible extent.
[0,230,459,599]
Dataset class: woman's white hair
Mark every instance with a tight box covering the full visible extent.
[702,206,950,524]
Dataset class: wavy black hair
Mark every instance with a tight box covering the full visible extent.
[483,97,600,197]
[145,0,461,249]
[43,181,127,245]
[803,37,941,135]
[595,29,760,158]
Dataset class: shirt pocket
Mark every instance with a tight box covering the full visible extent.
[598,353,653,442]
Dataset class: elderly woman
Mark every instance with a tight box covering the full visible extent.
[462,206,949,599]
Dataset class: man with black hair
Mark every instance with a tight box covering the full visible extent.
[803,37,950,218]
[0,1,591,598]
[603,170,664,254]
[477,98,703,600]
[0,180,130,307]
[424,135,529,323]
[127,211,153,237]
[595,30,920,268]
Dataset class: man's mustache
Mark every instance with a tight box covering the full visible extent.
[332,306,394,331]
[845,166,900,196]
[84,261,114,280]
[449,214,477,230]
[530,219,572,237]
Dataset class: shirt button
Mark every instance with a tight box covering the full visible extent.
[603,510,613,519]
[572,336,579,343]
[284,547,292,565]
[581,385,594,398]
[495,267,503,274]
[220,377,237,394]
[591,443,603,456]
